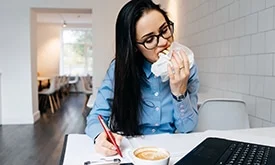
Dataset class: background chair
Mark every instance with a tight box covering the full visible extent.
[80,76,93,115]
[38,76,59,114]
[68,76,79,93]
[194,98,250,132]
[86,94,95,109]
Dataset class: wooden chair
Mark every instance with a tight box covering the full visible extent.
[68,76,79,92]
[38,77,59,114]
[80,76,93,115]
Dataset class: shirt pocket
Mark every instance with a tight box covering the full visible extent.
[139,98,159,125]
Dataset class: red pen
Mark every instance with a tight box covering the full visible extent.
[98,115,123,157]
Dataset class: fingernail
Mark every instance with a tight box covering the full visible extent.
[111,146,116,150]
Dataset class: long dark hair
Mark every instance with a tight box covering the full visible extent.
[110,0,171,136]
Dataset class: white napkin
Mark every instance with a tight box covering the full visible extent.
[151,42,194,82]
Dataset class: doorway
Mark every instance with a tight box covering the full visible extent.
[31,8,92,116]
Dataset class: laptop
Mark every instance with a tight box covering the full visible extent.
[174,137,275,165]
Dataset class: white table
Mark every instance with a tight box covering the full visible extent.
[37,76,51,81]
[37,76,51,91]
[60,127,275,165]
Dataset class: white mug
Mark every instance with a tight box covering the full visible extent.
[130,147,170,165]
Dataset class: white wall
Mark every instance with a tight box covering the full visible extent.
[37,23,61,76]
[0,2,34,124]
[0,73,2,125]
[91,0,128,96]
[173,0,275,128]
[31,9,40,122]
[0,0,92,124]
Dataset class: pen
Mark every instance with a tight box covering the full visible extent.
[98,115,123,157]
[84,158,121,165]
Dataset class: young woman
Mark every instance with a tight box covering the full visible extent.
[85,0,199,156]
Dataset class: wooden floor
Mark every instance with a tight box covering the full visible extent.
[0,93,87,165]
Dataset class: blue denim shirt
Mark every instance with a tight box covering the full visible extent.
[85,60,199,139]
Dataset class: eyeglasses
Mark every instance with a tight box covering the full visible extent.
[136,22,174,50]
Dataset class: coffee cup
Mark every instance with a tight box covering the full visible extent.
[131,147,170,165]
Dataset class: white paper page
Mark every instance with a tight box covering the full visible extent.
[62,134,133,165]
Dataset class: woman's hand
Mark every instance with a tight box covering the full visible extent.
[94,132,123,156]
[167,50,190,96]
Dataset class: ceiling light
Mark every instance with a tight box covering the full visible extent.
[60,14,67,28]
[63,21,67,28]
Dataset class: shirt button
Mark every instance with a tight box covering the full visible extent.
[180,109,185,112]
[180,104,184,108]
[154,92,159,97]
[155,107,160,111]
[152,129,156,133]
[155,123,159,126]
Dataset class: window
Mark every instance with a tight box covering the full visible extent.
[60,29,92,76]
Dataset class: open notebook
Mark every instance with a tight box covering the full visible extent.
[61,134,132,165]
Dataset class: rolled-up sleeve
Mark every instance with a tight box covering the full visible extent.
[85,62,115,140]
[173,63,199,133]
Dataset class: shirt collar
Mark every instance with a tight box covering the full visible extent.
[143,60,153,78]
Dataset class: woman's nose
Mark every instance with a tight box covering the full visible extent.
[157,35,168,47]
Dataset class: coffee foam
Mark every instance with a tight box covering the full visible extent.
[134,147,169,161]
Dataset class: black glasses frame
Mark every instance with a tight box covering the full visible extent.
[136,21,174,50]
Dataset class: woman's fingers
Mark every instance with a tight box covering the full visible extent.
[168,50,190,95]
[99,139,116,150]
[167,63,175,80]
[170,57,180,77]
[114,133,123,146]
[173,50,184,68]
[180,50,190,73]
[95,144,117,156]
[94,132,118,156]
[170,50,185,79]
[168,50,190,82]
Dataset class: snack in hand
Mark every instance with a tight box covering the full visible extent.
[158,48,170,57]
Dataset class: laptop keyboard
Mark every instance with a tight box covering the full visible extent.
[216,142,271,165]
